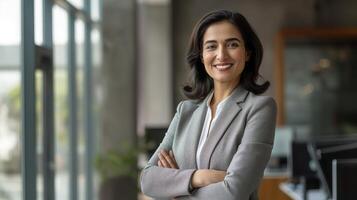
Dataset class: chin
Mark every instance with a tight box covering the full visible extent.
[213,78,236,84]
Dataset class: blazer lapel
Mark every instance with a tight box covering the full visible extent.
[199,86,249,168]
[182,97,208,168]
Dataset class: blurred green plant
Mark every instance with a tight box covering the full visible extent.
[95,143,141,181]
[5,85,21,121]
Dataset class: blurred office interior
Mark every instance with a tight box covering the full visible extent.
[1,0,357,200]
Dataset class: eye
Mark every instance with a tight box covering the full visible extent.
[204,43,217,51]
[227,41,239,48]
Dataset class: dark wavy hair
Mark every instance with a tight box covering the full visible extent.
[183,10,269,100]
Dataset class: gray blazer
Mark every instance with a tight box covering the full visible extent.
[140,86,277,200]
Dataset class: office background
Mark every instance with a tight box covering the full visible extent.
[1,0,357,200]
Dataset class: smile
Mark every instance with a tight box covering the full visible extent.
[213,63,233,71]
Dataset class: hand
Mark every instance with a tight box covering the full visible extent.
[191,169,226,188]
[158,150,178,169]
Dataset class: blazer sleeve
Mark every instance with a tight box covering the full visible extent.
[177,97,277,200]
[140,101,196,199]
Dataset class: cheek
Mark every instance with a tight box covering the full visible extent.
[203,62,211,74]
[202,53,213,66]
[231,50,246,60]
[202,58,213,75]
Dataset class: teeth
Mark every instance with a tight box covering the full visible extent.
[215,64,232,70]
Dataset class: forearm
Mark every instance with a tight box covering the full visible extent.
[175,181,233,200]
[191,169,226,188]
[140,166,196,198]
[144,155,226,198]
[178,143,272,200]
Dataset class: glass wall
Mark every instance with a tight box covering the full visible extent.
[34,0,43,45]
[68,0,84,9]
[1,0,102,199]
[53,5,70,200]
[91,0,101,21]
[75,19,86,200]
[34,0,45,199]
[0,0,22,199]
[35,71,44,200]
[91,26,102,200]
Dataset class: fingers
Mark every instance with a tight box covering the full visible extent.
[158,151,171,168]
[163,150,178,168]
[157,150,178,169]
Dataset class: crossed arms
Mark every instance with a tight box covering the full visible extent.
[140,97,277,200]
[157,149,226,189]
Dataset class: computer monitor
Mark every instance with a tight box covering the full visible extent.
[291,135,357,180]
[291,141,317,180]
[268,127,294,169]
[332,159,357,200]
[311,135,357,149]
[272,127,294,157]
[145,126,167,158]
[308,142,357,198]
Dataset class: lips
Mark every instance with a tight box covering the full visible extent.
[213,63,233,71]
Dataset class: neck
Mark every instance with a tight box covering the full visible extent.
[212,81,239,105]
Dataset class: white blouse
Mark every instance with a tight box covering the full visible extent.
[196,92,232,168]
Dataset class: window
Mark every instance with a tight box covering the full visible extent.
[0,0,102,199]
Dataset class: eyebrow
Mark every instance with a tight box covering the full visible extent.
[203,38,242,45]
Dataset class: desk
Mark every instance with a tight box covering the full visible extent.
[259,169,291,200]
[279,182,328,200]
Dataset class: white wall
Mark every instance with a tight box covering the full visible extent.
[137,1,173,135]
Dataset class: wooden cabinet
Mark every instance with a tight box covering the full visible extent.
[259,176,292,200]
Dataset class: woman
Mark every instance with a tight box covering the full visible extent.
[140,10,277,200]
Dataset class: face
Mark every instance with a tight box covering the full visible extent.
[202,20,249,87]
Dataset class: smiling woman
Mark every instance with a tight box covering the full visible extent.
[202,21,249,91]
[140,10,276,200]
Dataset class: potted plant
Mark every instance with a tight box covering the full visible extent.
[95,143,139,200]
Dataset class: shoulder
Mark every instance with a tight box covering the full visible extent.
[175,99,202,115]
[244,93,277,114]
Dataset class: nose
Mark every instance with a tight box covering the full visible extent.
[216,46,228,61]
